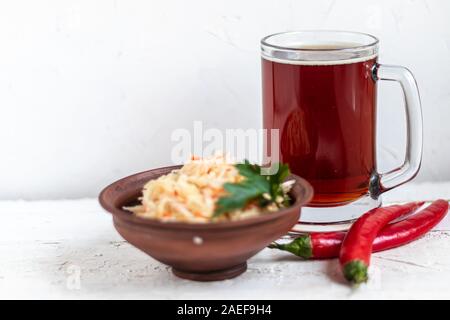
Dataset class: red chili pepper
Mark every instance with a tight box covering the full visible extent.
[270,201,424,259]
[270,200,447,261]
[339,201,429,283]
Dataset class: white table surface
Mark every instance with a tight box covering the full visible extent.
[2,182,450,300]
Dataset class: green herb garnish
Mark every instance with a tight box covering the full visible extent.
[213,160,292,217]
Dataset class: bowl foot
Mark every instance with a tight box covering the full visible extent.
[172,262,247,281]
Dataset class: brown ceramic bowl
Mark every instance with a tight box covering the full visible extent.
[99,165,313,281]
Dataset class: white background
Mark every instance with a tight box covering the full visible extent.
[1,0,449,200]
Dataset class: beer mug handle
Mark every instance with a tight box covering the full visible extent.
[370,64,423,198]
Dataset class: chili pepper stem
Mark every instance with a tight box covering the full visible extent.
[343,260,368,284]
[268,235,313,259]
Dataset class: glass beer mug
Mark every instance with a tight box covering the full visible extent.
[261,31,423,232]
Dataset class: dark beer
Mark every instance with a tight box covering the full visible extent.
[262,53,377,206]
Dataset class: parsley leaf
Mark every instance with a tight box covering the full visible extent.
[213,160,292,217]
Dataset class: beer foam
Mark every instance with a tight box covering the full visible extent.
[261,41,378,66]
[261,54,378,66]
[287,42,363,50]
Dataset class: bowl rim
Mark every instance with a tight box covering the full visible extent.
[99,164,313,230]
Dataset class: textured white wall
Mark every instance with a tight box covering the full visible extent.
[1,0,449,200]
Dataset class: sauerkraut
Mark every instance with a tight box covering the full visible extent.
[125,154,265,223]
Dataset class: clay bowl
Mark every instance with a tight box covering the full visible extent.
[99,165,313,281]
